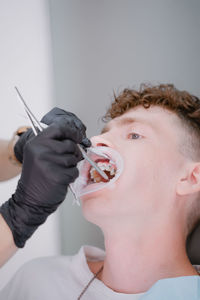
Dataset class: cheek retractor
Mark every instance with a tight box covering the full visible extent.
[70,146,124,204]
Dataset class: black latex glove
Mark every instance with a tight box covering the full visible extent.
[14,107,91,163]
[0,118,87,248]
[41,107,91,148]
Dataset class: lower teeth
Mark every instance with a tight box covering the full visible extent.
[90,169,116,183]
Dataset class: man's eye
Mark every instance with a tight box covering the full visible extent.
[128,133,142,140]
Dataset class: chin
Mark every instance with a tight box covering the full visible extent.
[80,189,114,224]
[81,189,107,212]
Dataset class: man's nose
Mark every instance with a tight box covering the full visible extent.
[90,134,114,148]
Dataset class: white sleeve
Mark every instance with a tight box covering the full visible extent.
[0,256,71,300]
[0,260,38,300]
[0,257,54,300]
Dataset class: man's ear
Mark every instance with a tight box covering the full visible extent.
[176,163,200,196]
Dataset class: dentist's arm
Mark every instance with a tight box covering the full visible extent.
[0,138,21,181]
[0,215,17,266]
[0,109,90,266]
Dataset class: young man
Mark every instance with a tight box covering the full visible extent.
[0,84,200,299]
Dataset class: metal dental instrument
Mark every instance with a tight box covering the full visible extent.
[14,87,109,181]
[77,145,109,180]
[15,87,43,133]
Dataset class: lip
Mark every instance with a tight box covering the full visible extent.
[71,146,124,198]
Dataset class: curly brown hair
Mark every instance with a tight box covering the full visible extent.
[103,83,200,235]
[104,83,200,159]
[104,83,200,130]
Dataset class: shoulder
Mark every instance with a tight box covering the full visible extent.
[19,255,73,275]
[0,255,74,300]
[0,246,105,300]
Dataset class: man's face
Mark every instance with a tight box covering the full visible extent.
[82,106,187,227]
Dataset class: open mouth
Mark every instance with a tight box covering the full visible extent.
[70,146,124,199]
[88,159,117,184]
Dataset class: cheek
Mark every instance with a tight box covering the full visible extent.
[114,152,164,204]
[122,149,155,184]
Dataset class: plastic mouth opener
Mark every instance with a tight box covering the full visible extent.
[14,86,109,203]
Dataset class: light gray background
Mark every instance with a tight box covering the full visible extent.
[48,0,200,254]
[0,0,61,288]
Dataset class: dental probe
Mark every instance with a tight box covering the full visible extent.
[14,87,109,181]
[77,145,108,180]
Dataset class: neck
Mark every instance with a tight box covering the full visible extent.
[100,220,198,294]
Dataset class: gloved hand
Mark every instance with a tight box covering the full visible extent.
[14,107,91,163]
[0,115,91,248]
[41,107,91,148]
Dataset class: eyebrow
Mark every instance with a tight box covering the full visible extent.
[101,117,155,134]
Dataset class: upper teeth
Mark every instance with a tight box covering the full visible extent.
[91,162,115,175]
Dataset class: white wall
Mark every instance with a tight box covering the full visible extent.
[0,0,61,289]
[49,0,200,254]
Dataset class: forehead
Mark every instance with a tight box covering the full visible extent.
[102,106,181,134]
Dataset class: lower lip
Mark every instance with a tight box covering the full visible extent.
[79,175,118,199]
[82,181,108,193]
